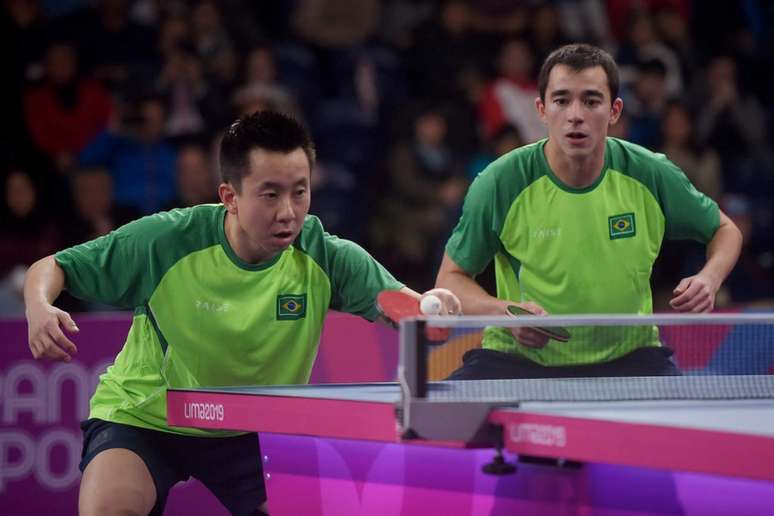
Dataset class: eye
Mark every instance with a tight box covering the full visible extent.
[295,188,307,197]
[261,191,278,200]
[585,98,602,107]
[554,98,568,106]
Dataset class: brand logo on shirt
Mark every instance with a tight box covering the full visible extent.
[277,294,307,320]
[532,227,561,240]
[609,213,636,240]
[195,300,231,313]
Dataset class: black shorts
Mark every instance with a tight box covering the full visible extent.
[446,346,681,380]
[79,419,266,516]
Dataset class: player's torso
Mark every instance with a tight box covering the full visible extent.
[147,244,331,388]
[497,168,665,315]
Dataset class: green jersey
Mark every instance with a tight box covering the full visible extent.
[446,138,719,365]
[56,205,402,436]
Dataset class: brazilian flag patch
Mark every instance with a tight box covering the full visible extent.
[609,213,636,240]
[277,294,307,320]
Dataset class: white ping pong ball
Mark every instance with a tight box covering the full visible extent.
[420,295,443,315]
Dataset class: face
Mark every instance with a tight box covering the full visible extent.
[536,64,622,160]
[177,147,215,203]
[46,44,77,85]
[6,171,36,217]
[72,170,113,219]
[220,148,311,262]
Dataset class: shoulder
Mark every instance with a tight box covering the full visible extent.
[466,140,547,208]
[606,137,678,178]
[114,204,222,246]
[294,215,368,258]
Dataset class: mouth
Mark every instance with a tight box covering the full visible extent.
[271,229,296,246]
[565,132,588,144]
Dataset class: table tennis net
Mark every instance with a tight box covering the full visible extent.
[400,314,774,401]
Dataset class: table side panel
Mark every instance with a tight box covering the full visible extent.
[490,409,774,482]
[167,390,400,441]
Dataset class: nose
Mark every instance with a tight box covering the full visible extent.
[567,99,583,124]
[276,195,295,222]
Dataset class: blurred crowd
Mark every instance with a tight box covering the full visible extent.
[1,0,774,314]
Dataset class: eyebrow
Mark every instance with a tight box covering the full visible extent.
[550,89,605,99]
[257,178,309,190]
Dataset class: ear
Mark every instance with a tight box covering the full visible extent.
[609,97,624,125]
[535,96,547,124]
[219,182,238,214]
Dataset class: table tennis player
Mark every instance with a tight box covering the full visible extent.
[436,44,742,380]
[23,110,460,516]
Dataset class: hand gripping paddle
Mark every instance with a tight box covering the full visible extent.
[506,304,571,342]
[377,290,450,341]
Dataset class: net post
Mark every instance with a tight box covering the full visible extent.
[399,318,428,399]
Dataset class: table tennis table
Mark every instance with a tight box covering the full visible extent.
[167,315,774,515]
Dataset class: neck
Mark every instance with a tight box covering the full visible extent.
[223,211,274,264]
[544,138,606,188]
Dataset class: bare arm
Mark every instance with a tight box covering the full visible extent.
[435,252,549,348]
[670,210,743,312]
[24,255,79,361]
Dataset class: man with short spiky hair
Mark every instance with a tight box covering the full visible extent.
[24,111,460,516]
[437,44,742,380]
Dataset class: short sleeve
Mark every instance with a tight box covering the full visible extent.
[55,215,170,308]
[656,157,720,243]
[325,234,404,321]
[445,170,503,276]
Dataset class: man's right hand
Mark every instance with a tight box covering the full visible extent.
[26,303,79,362]
[501,301,550,348]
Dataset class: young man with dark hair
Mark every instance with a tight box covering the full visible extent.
[436,43,742,380]
[25,110,460,516]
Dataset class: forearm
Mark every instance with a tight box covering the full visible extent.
[436,268,503,315]
[24,256,66,310]
[700,217,743,287]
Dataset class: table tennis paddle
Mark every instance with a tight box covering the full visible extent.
[377,290,450,341]
[506,304,571,342]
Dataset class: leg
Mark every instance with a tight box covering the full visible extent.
[446,349,554,380]
[78,419,184,516]
[591,346,682,377]
[79,449,156,516]
[189,433,267,516]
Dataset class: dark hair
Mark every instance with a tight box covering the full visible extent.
[219,110,316,192]
[537,44,620,104]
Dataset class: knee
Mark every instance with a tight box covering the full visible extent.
[80,488,154,516]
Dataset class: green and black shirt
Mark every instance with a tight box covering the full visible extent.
[56,205,402,435]
[446,138,719,365]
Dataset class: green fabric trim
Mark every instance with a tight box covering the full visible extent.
[216,208,283,270]
[538,139,610,193]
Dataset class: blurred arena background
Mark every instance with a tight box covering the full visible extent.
[1,0,774,314]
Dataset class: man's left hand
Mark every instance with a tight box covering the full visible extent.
[421,288,462,316]
[670,274,720,313]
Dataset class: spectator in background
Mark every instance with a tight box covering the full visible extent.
[717,193,774,305]
[372,106,468,290]
[468,124,524,180]
[62,167,139,247]
[616,9,683,98]
[231,45,300,120]
[694,55,772,192]
[479,38,546,143]
[190,0,235,81]
[661,101,723,201]
[409,0,492,102]
[156,48,207,137]
[529,3,571,66]
[625,58,669,150]
[72,0,157,91]
[24,40,113,172]
[79,96,177,214]
[0,169,60,314]
[166,143,218,209]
